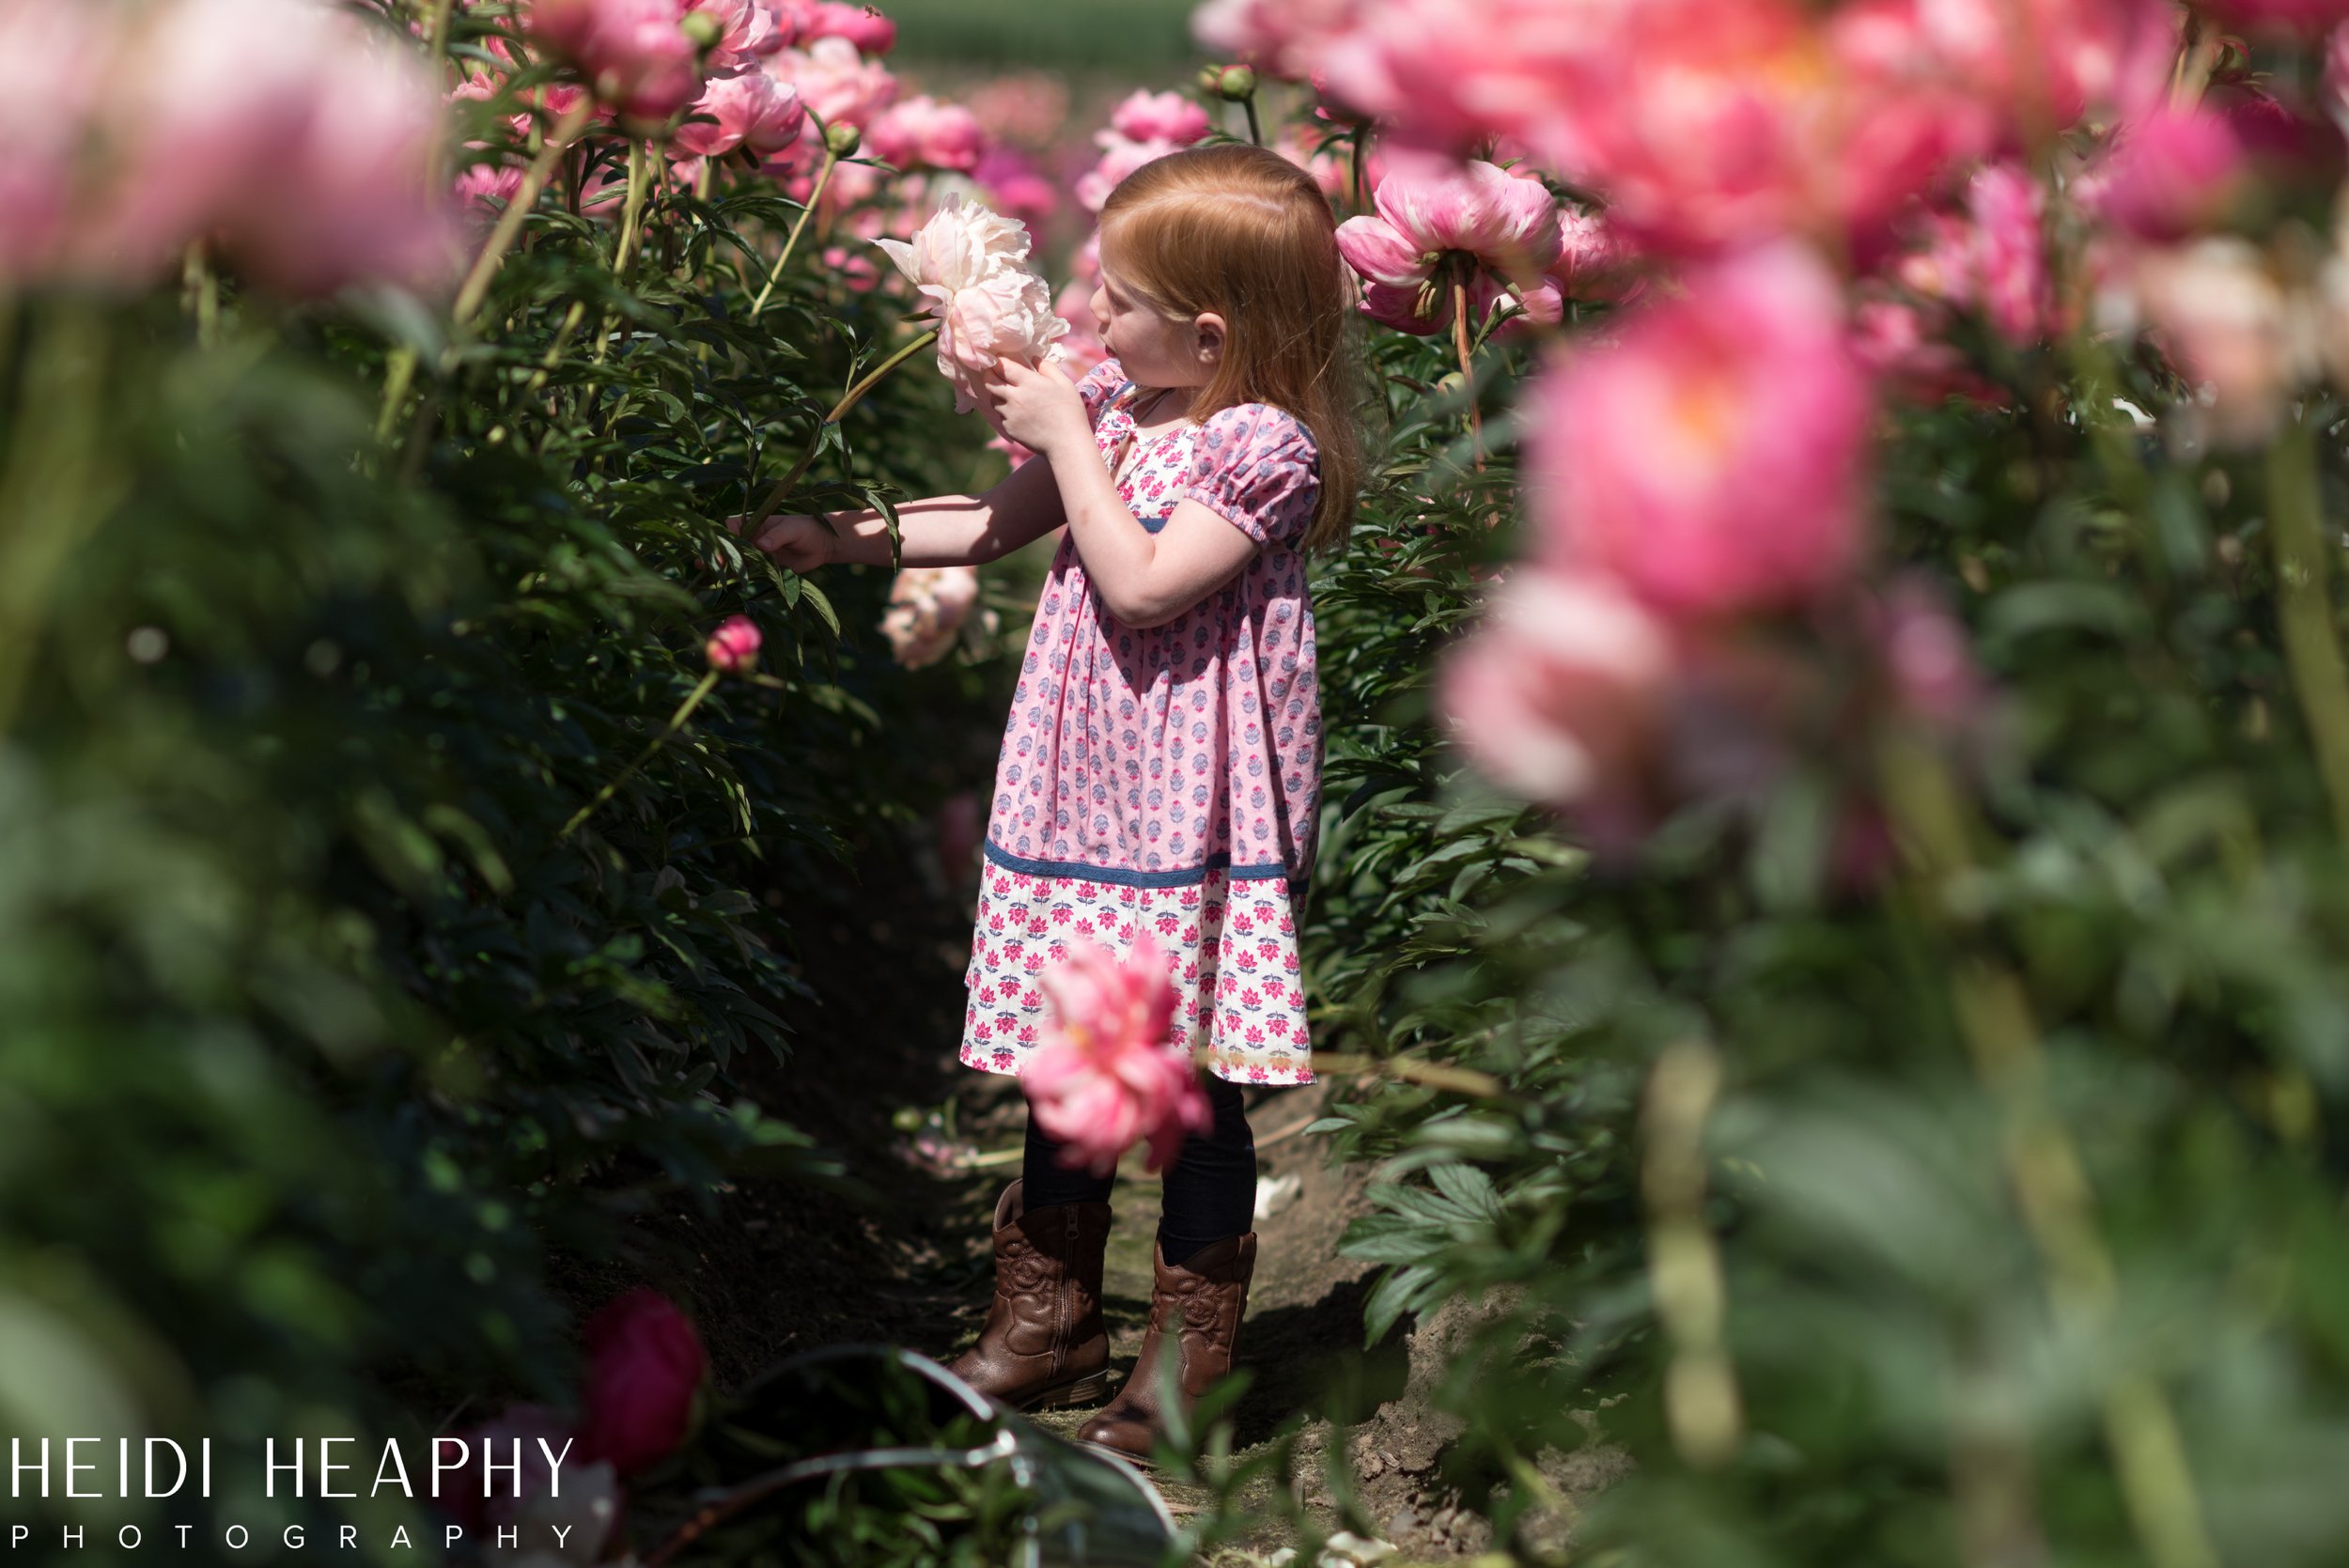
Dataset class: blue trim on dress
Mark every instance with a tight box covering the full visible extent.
[1137,513,1171,534]
[984,837,1306,890]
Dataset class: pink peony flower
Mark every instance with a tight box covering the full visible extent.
[768,34,895,130]
[525,0,712,127]
[1527,241,1875,618]
[879,567,982,667]
[1850,294,1999,405]
[705,614,762,671]
[875,194,1067,413]
[0,6,111,285]
[1963,161,2054,344]
[1193,0,1366,81]
[1441,570,1676,814]
[677,67,804,158]
[1870,575,1985,730]
[2091,107,2248,243]
[1313,0,1624,152]
[86,0,459,296]
[699,0,789,72]
[1109,88,1213,146]
[868,95,987,172]
[575,1290,708,1478]
[802,0,897,53]
[965,73,1071,149]
[1024,936,1210,1177]
[1338,157,1563,335]
[1540,0,1976,257]
[975,147,1059,229]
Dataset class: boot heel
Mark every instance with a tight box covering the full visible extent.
[1032,1369,1113,1410]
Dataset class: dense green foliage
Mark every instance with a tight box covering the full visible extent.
[0,26,1008,1565]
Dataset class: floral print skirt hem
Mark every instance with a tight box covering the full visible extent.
[959,860,1315,1087]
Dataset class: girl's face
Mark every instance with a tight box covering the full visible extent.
[1089,246,1224,393]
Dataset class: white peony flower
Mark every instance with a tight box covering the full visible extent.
[875,194,1067,413]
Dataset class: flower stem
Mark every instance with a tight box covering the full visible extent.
[614,139,650,282]
[1453,274,1484,466]
[750,142,840,318]
[2266,415,2349,842]
[1641,1040,1742,1469]
[1879,735,2220,1568]
[453,96,597,333]
[559,669,723,840]
[423,0,456,54]
[747,327,940,525]
[1304,1051,1501,1097]
[1350,124,1370,210]
[0,305,117,737]
[1242,92,1263,147]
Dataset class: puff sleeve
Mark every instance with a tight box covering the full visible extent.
[1179,402,1321,547]
[1075,357,1128,431]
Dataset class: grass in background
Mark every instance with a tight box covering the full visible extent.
[889,0,1200,70]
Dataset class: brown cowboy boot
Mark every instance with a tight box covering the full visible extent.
[947,1179,1115,1411]
[1077,1232,1256,1462]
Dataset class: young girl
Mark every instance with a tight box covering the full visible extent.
[748,142,1360,1459]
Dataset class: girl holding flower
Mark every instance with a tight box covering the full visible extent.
[748,142,1360,1459]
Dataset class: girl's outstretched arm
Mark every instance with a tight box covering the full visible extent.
[732,453,1070,571]
[987,358,1258,629]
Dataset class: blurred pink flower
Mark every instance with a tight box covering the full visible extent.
[965,73,1072,149]
[1850,294,1999,405]
[1193,0,1365,81]
[2130,236,2316,447]
[576,1290,708,1478]
[705,615,762,672]
[769,34,895,130]
[88,0,459,295]
[802,1,897,53]
[1441,570,1676,815]
[1965,161,2054,343]
[1528,0,1973,257]
[869,95,987,172]
[879,567,982,667]
[876,194,1067,412]
[1054,278,1111,376]
[821,241,881,291]
[677,67,804,158]
[1527,241,1875,618]
[1110,88,1213,145]
[1870,575,1985,730]
[976,147,1059,229]
[0,6,110,284]
[2091,107,2248,242]
[1313,0,1622,151]
[525,0,711,127]
[1024,936,1208,1177]
[705,0,790,70]
[1338,158,1563,334]
[1830,0,2176,150]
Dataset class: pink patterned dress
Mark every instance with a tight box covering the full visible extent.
[959,358,1322,1087]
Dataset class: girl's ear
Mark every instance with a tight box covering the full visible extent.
[1193,311,1228,369]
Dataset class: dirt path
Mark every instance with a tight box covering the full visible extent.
[586,814,1469,1556]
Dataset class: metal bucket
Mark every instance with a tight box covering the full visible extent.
[671,1344,1175,1568]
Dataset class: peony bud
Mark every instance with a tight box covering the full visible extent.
[1215,64,1258,101]
[1196,64,1226,95]
[678,8,723,49]
[705,614,761,672]
[825,119,862,156]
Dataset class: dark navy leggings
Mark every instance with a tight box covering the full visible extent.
[1020,1075,1256,1268]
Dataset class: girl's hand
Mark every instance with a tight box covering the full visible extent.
[728,512,833,573]
[986,357,1091,460]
